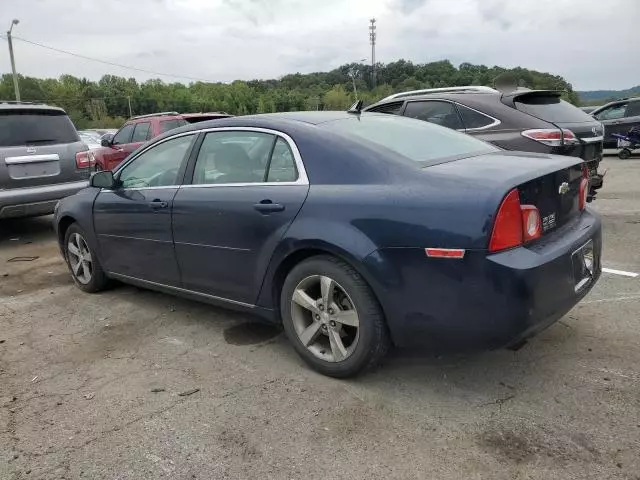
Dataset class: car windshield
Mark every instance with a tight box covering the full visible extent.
[514,94,595,123]
[321,114,498,165]
[0,110,80,147]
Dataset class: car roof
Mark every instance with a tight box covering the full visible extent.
[165,111,365,131]
[592,96,640,112]
[146,111,389,146]
[0,101,65,113]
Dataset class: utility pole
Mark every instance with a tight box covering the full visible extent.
[7,19,21,101]
[127,95,133,117]
[369,18,377,89]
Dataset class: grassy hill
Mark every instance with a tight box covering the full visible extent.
[578,86,640,105]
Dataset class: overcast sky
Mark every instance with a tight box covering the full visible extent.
[1,0,638,91]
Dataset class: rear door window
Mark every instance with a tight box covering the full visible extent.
[159,118,188,134]
[457,104,497,129]
[131,122,151,143]
[112,124,134,145]
[0,110,79,147]
[514,95,595,123]
[594,104,627,121]
[403,101,464,130]
[368,101,404,115]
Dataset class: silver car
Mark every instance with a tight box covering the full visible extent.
[0,102,92,219]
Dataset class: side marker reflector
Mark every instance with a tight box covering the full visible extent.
[425,248,465,259]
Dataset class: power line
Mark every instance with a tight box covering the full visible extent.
[0,34,217,83]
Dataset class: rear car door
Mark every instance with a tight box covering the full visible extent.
[593,102,628,149]
[401,100,465,130]
[102,123,134,170]
[0,107,88,196]
[172,129,309,305]
[93,133,196,286]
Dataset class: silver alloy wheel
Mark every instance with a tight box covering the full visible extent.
[67,233,93,285]
[290,275,360,362]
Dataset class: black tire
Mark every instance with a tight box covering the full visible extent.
[280,255,390,378]
[63,223,110,293]
[619,148,632,160]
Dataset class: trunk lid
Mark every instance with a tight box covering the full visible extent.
[0,108,89,190]
[426,151,584,234]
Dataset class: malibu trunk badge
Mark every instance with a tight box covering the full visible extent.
[558,182,570,195]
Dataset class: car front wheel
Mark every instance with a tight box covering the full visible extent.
[280,255,390,378]
[64,224,109,293]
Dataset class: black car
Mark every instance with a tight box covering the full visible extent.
[54,112,601,377]
[591,97,640,149]
[364,87,605,199]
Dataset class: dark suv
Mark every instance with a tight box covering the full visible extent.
[590,97,640,149]
[0,101,92,219]
[364,87,605,198]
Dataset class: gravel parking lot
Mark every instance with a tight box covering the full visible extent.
[1,157,639,480]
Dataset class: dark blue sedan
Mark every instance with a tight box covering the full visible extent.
[54,112,602,377]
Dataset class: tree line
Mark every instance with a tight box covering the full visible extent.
[0,60,580,129]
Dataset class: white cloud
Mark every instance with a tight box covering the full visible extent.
[1,0,637,90]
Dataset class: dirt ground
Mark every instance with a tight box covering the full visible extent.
[1,157,639,480]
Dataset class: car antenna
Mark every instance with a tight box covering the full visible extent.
[347,100,363,114]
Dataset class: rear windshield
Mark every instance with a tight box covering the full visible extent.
[159,118,188,133]
[514,95,594,123]
[0,110,79,147]
[321,114,498,165]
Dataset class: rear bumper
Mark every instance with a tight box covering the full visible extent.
[362,209,602,350]
[0,180,88,219]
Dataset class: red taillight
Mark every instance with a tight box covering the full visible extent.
[76,151,95,169]
[579,165,589,210]
[521,205,541,241]
[521,128,579,146]
[579,178,589,210]
[489,189,523,252]
[489,189,543,252]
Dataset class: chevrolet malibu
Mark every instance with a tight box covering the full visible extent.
[53,112,602,377]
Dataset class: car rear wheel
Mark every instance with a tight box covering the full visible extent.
[280,255,390,377]
[64,224,109,293]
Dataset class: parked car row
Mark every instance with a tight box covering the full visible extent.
[54,109,601,377]
[2,91,605,377]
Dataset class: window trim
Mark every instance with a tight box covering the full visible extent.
[181,126,309,188]
[113,131,198,191]
[454,102,502,131]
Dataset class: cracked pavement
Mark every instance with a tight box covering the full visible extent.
[1,157,639,479]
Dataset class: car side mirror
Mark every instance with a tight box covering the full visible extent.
[101,134,114,147]
[90,170,117,189]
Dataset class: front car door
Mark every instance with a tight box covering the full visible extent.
[172,128,309,305]
[401,100,465,131]
[93,133,196,286]
[594,102,629,149]
[103,123,134,170]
